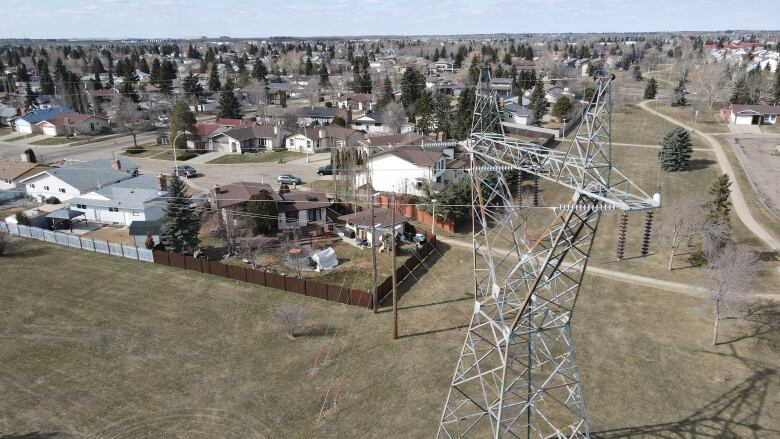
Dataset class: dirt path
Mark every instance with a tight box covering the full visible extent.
[436,236,779,302]
[637,99,780,252]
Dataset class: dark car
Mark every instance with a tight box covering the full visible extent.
[174,165,197,178]
[317,164,333,176]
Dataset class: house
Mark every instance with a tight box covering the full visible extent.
[210,182,282,223]
[0,105,18,126]
[338,208,407,245]
[426,78,465,96]
[188,123,227,149]
[264,82,288,106]
[10,107,74,134]
[722,104,780,125]
[285,125,362,153]
[337,93,374,111]
[490,78,513,98]
[19,158,139,203]
[298,107,346,126]
[67,174,168,225]
[367,145,451,196]
[216,118,255,128]
[351,112,392,135]
[433,58,456,73]
[208,125,290,153]
[277,191,330,230]
[503,103,534,126]
[0,161,49,191]
[359,132,435,149]
[36,113,110,136]
[86,88,119,112]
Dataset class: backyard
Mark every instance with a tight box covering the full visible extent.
[0,238,778,437]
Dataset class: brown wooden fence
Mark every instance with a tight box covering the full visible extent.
[151,232,438,310]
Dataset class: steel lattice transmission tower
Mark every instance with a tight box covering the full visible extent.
[438,68,660,438]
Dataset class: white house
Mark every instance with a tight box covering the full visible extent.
[36,113,110,136]
[338,208,406,245]
[724,104,780,125]
[336,93,374,111]
[208,125,290,153]
[0,161,49,191]
[503,103,534,126]
[19,158,139,203]
[68,174,168,225]
[285,125,362,153]
[367,146,449,196]
[351,112,393,135]
[10,107,73,134]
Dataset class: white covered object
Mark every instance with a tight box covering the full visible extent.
[312,247,338,272]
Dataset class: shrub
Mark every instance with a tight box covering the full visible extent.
[124,145,146,154]
[45,197,61,204]
[15,211,31,226]
[0,230,8,256]
[272,305,307,339]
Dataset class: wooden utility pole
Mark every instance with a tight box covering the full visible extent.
[391,194,398,340]
[371,195,378,313]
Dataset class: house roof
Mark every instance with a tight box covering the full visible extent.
[219,124,276,141]
[194,123,221,137]
[371,145,444,167]
[339,92,373,103]
[730,104,780,115]
[361,132,434,147]
[15,107,74,124]
[37,112,108,126]
[0,161,48,182]
[300,107,341,118]
[129,219,162,236]
[210,182,281,210]
[353,111,385,123]
[216,118,254,127]
[69,175,166,211]
[504,103,532,117]
[21,159,138,191]
[278,191,330,213]
[338,207,408,228]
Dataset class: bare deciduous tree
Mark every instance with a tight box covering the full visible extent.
[272,304,307,339]
[701,221,731,262]
[235,235,274,269]
[115,98,149,148]
[0,230,10,256]
[662,201,704,270]
[703,244,761,345]
[382,101,406,134]
[304,80,321,109]
[693,62,736,109]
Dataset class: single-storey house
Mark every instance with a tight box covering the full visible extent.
[503,103,534,126]
[67,174,168,225]
[338,208,407,245]
[351,112,392,135]
[36,113,110,136]
[210,182,282,224]
[10,107,74,134]
[298,107,345,126]
[19,158,139,203]
[722,104,780,125]
[367,146,451,196]
[208,125,290,153]
[277,191,330,230]
[0,161,49,191]
[285,125,362,153]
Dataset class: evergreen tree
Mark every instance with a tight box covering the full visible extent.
[160,175,201,254]
[92,57,105,75]
[671,79,688,107]
[658,127,693,171]
[150,58,161,84]
[207,63,221,91]
[643,77,658,99]
[318,62,329,85]
[632,63,643,81]
[121,81,139,103]
[705,174,732,228]
[16,63,30,83]
[582,85,596,102]
[217,79,242,119]
[468,55,480,84]
[304,57,314,76]
[170,100,197,147]
[379,76,394,108]
[400,67,425,109]
[528,80,547,126]
[24,82,37,108]
[415,90,435,135]
[773,67,780,104]
[453,87,475,140]
[39,65,55,95]
[91,72,103,90]
[182,72,203,98]
[252,58,268,82]
[550,95,572,119]
[433,93,452,138]
[139,57,150,74]
[245,191,278,234]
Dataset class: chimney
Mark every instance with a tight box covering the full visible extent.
[213,184,220,194]
[346,108,353,123]
[111,158,121,170]
[156,174,167,191]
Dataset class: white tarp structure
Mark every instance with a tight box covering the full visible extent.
[312,247,338,272]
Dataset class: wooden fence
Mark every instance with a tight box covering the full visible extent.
[151,232,438,309]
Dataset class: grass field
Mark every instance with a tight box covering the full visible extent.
[305,179,336,192]
[150,149,199,161]
[29,137,78,146]
[207,151,304,164]
[0,126,11,136]
[1,238,778,437]
[3,134,33,143]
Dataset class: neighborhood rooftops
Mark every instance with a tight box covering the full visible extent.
[20,158,139,191]
[361,132,435,147]
[338,207,408,228]
[728,104,780,115]
[300,107,342,118]
[216,125,277,141]
[210,182,281,210]
[0,161,49,182]
[277,191,330,213]
[371,145,444,167]
[13,107,74,124]
[68,175,168,211]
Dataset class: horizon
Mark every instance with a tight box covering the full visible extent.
[3,0,779,40]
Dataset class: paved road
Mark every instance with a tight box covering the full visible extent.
[638,99,780,252]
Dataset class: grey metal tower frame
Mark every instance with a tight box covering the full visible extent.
[438,68,660,438]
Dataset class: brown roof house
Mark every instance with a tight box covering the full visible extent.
[364,145,465,196]
[338,207,408,245]
[0,160,49,191]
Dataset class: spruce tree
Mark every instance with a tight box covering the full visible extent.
[139,58,150,74]
[182,73,203,98]
[160,175,201,254]
[150,58,161,84]
[454,87,475,140]
[643,77,658,99]
[304,57,314,76]
[24,82,37,108]
[121,81,139,103]
[207,63,221,91]
[252,59,267,82]
[658,127,693,171]
[170,100,196,147]
[246,191,278,234]
[671,79,687,107]
[415,90,435,135]
[400,67,425,109]
[730,76,753,104]
[529,80,547,126]
[550,96,572,119]
[379,76,394,108]
[773,68,780,104]
[705,174,732,228]
[217,79,242,119]
[318,62,329,85]
[434,93,452,138]
[632,63,643,81]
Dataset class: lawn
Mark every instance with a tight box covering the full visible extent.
[0,126,11,136]
[120,143,162,158]
[304,179,336,193]
[206,151,304,164]
[3,134,33,143]
[150,149,200,161]
[610,104,709,150]
[1,238,778,436]
[82,225,134,245]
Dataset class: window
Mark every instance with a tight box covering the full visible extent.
[76,204,86,209]
[289,139,294,146]
[44,186,50,191]
[108,207,119,212]
[59,188,66,193]
[285,211,298,223]
[308,209,322,223]
[29,184,35,188]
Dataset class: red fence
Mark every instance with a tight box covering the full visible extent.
[151,233,438,310]
[373,195,455,232]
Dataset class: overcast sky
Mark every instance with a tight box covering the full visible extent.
[3,0,778,39]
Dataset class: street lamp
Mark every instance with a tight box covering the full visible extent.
[430,198,438,235]
[171,130,191,177]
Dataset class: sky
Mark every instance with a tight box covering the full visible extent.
[3,0,778,39]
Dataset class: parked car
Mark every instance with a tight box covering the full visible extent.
[317,164,333,175]
[174,165,197,178]
[277,174,301,185]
